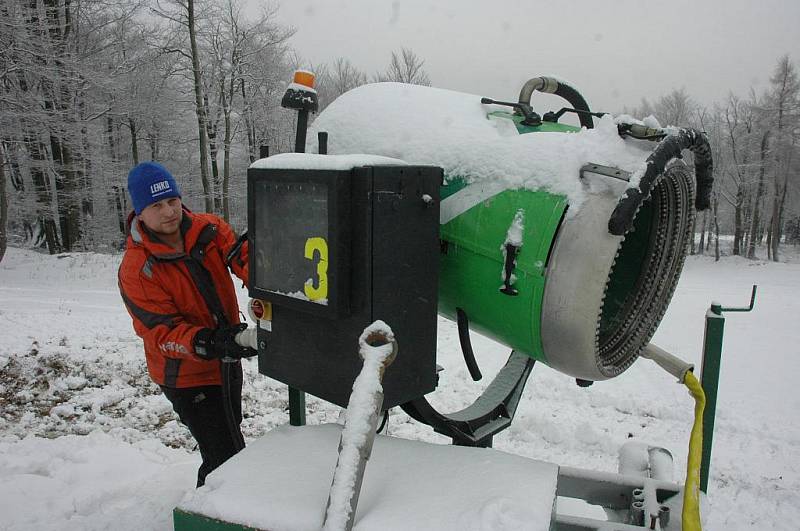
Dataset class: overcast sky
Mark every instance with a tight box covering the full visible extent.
[274,0,800,116]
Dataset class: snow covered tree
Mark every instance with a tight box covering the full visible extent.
[720,93,759,256]
[151,0,216,213]
[0,0,100,253]
[763,55,799,261]
[203,0,294,220]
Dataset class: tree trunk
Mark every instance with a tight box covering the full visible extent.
[106,115,117,162]
[112,186,126,235]
[747,131,770,259]
[77,95,93,223]
[770,165,791,262]
[222,86,233,223]
[148,126,159,161]
[743,186,753,253]
[713,192,720,262]
[204,92,221,213]
[768,201,777,261]
[2,141,24,193]
[50,133,81,251]
[698,210,707,255]
[241,78,257,163]
[129,117,139,165]
[187,0,212,212]
[0,144,8,264]
[27,136,61,254]
[766,218,773,261]
[733,187,743,255]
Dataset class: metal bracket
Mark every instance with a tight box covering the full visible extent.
[713,284,757,314]
[580,164,632,182]
[555,466,682,530]
[400,351,535,447]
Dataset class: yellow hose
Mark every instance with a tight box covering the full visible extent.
[682,371,705,531]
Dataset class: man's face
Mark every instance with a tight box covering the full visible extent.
[138,197,183,237]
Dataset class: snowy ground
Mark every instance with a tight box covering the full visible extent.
[1,245,798,530]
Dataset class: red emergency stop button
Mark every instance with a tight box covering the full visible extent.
[248,299,271,321]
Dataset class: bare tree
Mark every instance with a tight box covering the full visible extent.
[328,57,367,98]
[374,47,431,86]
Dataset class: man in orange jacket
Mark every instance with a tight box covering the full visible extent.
[118,161,256,487]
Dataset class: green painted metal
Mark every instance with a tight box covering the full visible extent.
[486,111,582,134]
[438,182,567,362]
[174,508,263,531]
[699,286,757,493]
[700,306,724,494]
[289,386,306,426]
[437,112,574,362]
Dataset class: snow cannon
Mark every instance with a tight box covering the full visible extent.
[306,79,713,382]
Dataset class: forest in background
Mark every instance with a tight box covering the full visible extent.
[0,0,798,264]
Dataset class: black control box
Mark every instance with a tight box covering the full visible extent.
[248,164,442,409]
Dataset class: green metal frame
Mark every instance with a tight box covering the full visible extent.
[699,285,757,493]
[174,509,262,531]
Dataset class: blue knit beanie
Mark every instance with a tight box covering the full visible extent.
[127,161,181,214]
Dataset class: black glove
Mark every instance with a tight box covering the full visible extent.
[194,323,257,360]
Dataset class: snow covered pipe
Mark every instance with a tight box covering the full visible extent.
[517,76,594,129]
[609,127,714,235]
[640,343,694,382]
[323,322,397,531]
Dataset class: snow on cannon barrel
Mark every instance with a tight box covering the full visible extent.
[305,80,712,382]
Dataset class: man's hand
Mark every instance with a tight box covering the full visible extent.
[194,324,258,360]
[234,327,258,350]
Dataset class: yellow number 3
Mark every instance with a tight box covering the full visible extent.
[304,237,328,301]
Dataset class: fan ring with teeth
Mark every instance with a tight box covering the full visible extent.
[540,161,695,381]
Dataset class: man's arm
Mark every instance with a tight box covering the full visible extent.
[118,263,206,362]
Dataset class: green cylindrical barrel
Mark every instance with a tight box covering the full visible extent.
[437,113,576,364]
[309,84,696,381]
[434,108,696,381]
[438,181,566,364]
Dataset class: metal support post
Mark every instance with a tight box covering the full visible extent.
[699,285,757,493]
[289,386,306,426]
[294,109,308,153]
[700,305,724,494]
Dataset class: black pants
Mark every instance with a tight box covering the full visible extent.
[161,362,244,487]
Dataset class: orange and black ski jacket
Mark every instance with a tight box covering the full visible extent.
[118,208,249,388]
